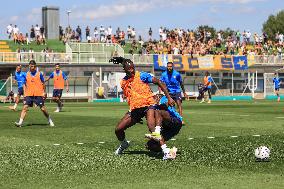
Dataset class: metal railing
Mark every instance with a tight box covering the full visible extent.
[67,42,124,57]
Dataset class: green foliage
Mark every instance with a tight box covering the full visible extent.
[196,25,217,38]
[4,40,66,52]
[263,10,284,39]
[222,27,235,40]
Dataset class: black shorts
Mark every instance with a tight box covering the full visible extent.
[170,92,182,102]
[18,87,24,96]
[275,88,280,91]
[161,116,182,141]
[24,96,44,108]
[53,89,63,98]
[127,105,156,122]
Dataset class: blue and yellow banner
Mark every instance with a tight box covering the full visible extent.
[153,55,252,71]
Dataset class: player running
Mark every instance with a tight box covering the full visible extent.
[45,63,69,112]
[200,71,213,103]
[15,60,55,127]
[273,73,281,102]
[159,62,188,124]
[9,65,26,111]
[146,95,183,160]
[109,57,175,155]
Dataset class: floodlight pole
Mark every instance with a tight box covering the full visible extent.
[67,10,71,27]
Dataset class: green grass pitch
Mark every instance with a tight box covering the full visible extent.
[0,101,283,189]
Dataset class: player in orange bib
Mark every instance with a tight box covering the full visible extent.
[15,60,55,127]
[45,63,69,112]
[109,57,175,155]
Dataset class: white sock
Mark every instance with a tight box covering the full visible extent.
[161,144,170,154]
[19,118,23,124]
[14,103,18,109]
[48,116,52,122]
[154,126,161,134]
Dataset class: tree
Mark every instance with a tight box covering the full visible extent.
[196,25,216,39]
[221,27,235,40]
[262,10,284,40]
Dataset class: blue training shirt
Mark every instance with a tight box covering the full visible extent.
[207,76,213,89]
[15,71,26,89]
[49,70,68,80]
[159,96,183,122]
[273,77,281,89]
[160,70,182,93]
[123,71,153,83]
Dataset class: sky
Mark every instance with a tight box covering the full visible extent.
[0,0,283,39]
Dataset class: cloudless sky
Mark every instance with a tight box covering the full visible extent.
[0,0,283,39]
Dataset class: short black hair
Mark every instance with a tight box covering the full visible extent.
[29,60,36,65]
[55,63,60,66]
[16,64,22,67]
[167,62,173,65]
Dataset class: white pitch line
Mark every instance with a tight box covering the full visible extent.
[230,136,238,138]
[239,115,250,117]
[98,142,105,144]
[35,145,40,147]
[252,135,260,137]
[188,138,194,140]
[53,144,60,146]
[77,143,84,145]
[170,138,176,141]
[207,137,215,139]
[275,117,284,119]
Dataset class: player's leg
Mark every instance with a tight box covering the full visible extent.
[153,110,179,160]
[52,89,62,112]
[114,113,138,155]
[15,96,31,127]
[275,88,280,102]
[10,88,23,111]
[58,90,64,111]
[207,88,212,103]
[200,88,207,103]
[36,97,55,126]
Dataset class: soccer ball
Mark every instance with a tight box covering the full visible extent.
[255,146,270,161]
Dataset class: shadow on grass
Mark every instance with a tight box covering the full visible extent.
[25,123,50,127]
[124,150,164,159]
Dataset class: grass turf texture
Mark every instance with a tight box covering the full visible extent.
[0,101,283,189]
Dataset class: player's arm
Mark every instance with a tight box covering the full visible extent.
[40,73,47,97]
[63,72,69,92]
[178,74,188,99]
[13,75,17,84]
[45,72,54,83]
[152,77,175,106]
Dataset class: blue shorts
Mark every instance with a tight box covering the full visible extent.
[18,87,24,96]
[275,88,280,91]
[24,96,45,108]
[170,92,182,102]
[53,89,63,98]
[161,116,182,141]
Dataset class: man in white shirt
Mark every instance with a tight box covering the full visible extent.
[99,25,105,42]
[131,28,136,40]
[7,24,13,39]
[12,25,19,35]
[34,24,40,38]
[127,26,132,40]
[107,26,112,36]
[279,33,284,45]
